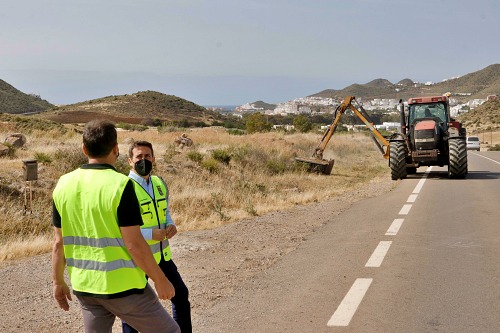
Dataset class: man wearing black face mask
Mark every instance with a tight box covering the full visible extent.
[122,140,192,333]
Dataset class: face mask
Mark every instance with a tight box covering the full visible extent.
[134,159,153,176]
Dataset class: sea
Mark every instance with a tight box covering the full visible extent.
[203,105,239,113]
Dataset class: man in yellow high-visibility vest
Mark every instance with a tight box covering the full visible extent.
[52,120,180,333]
[122,140,191,333]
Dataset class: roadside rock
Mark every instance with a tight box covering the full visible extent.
[4,133,27,148]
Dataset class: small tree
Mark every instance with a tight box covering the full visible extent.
[293,115,312,133]
[245,112,272,133]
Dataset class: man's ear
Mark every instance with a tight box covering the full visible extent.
[82,144,89,157]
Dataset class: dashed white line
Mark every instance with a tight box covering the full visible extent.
[386,218,404,236]
[407,194,418,203]
[365,241,392,267]
[327,278,373,327]
[412,166,431,194]
[328,168,432,327]
[399,204,412,215]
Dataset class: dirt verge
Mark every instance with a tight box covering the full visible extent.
[0,176,395,332]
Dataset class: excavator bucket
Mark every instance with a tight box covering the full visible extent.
[295,157,334,175]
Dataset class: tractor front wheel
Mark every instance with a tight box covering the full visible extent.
[448,138,468,179]
[390,141,407,180]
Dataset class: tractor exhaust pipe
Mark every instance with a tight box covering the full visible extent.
[399,99,406,135]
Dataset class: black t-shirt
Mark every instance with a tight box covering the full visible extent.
[52,164,143,228]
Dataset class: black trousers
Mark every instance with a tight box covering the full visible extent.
[122,258,192,333]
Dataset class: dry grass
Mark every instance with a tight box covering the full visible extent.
[0,126,390,262]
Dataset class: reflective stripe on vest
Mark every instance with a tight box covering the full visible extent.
[53,168,147,295]
[131,175,172,263]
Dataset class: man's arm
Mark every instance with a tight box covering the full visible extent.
[51,227,72,311]
[165,208,177,239]
[121,225,175,300]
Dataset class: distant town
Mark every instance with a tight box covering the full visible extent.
[230,95,491,119]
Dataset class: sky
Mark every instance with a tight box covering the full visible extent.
[1,0,499,106]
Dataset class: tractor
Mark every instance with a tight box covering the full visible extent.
[296,95,468,180]
[390,95,468,180]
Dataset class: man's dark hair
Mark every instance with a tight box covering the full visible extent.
[128,140,154,158]
[83,120,117,158]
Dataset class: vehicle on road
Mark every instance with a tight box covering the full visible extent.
[296,95,468,180]
[466,136,481,151]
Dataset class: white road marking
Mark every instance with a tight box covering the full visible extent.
[365,241,392,267]
[399,204,412,215]
[412,179,426,194]
[412,166,431,194]
[386,218,404,236]
[407,194,418,203]
[327,278,373,327]
[328,166,434,327]
[473,153,500,165]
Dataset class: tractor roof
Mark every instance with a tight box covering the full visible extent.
[407,96,449,105]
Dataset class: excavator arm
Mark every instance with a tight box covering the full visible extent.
[296,96,390,174]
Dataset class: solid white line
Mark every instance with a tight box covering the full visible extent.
[399,204,412,215]
[407,194,418,203]
[473,153,500,165]
[386,218,404,236]
[327,278,373,327]
[365,241,392,267]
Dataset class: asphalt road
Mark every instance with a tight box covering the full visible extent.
[196,151,500,333]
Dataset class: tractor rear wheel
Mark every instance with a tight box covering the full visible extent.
[448,138,468,179]
[390,141,407,180]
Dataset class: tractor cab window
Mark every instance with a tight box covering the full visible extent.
[408,103,447,126]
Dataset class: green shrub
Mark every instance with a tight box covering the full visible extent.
[227,128,245,135]
[211,149,231,165]
[187,151,204,164]
[34,152,52,164]
[489,144,500,151]
[265,159,287,175]
[201,158,220,173]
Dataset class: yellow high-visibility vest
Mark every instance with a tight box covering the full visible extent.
[131,175,172,263]
[53,167,147,295]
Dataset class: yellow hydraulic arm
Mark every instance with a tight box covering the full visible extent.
[296,96,390,174]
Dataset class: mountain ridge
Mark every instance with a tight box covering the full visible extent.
[309,64,500,102]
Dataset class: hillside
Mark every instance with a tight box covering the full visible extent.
[37,90,226,125]
[311,64,500,102]
[457,98,500,133]
[0,79,53,114]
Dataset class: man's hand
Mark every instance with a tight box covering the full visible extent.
[154,275,176,300]
[53,282,72,311]
[165,225,177,239]
[152,229,167,241]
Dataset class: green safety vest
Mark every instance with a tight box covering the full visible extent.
[131,175,172,263]
[53,168,147,295]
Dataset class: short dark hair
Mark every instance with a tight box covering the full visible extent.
[83,120,117,158]
[128,140,154,158]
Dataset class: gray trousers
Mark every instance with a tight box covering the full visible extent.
[76,284,180,333]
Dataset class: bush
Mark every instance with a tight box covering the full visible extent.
[34,152,52,164]
[227,128,245,135]
[187,151,204,164]
[265,159,288,175]
[211,149,231,165]
[201,158,220,173]
[489,144,500,151]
